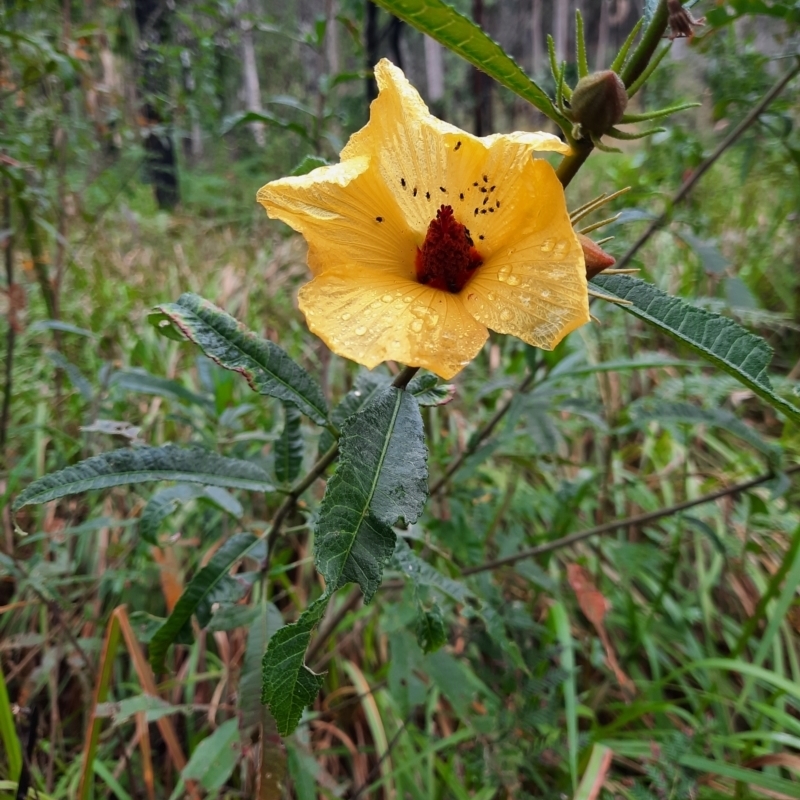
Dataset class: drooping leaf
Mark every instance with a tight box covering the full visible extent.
[13,445,274,511]
[392,539,526,670]
[181,718,241,792]
[315,387,428,601]
[628,399,783,467]
[591,274,800,425]
[261,594,329,736]
[239,603,284,728]
[275,402,304,484]
[149,293,328,425]
[407,372,456,406]
[149,532,259,672]
[111,369,212,410]
[373,0,566,128]
[416,603,447,654]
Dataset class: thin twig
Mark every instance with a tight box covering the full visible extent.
[429,369,536,496]
[612,59,800,273]
[462,463,800,575]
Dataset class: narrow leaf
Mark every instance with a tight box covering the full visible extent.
[274,402,304,484]
[150,293,328,425]
[315,387,428,601]
[261,595,329,736]
[181,718,241,792]
[149,533,259,672]
[373,0,566,127]
[591,274,800,425]
[13,446,274,511]
[239,603,284,728]
[629,400,783,467]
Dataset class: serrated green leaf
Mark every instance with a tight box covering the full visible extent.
[149,532,259,672]
[261,594,329,736]
[239,603,284,728]
[373,0,565,127]
[181,717,241,792]
[591,274,800,425]
[407,372,455,406]
[315,387,428,601]
[13,446,274,511]
[275,402,303,484]
[416,603,447,654]
[149,293,328,425]
[392,539,527,670]
[629,399,783,467]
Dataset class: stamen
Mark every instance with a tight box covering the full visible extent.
[415,205,483,294]
[413,187,418,197]
[455,141,462,151]
[401,178,406,188]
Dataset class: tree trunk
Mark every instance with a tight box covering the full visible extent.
[424,36,445,105]
[134,0,179,210]
[365,1,379,104]
[472,0,493,135]
[596,0,610,70]
[241,0,265,146]
[325,0,340,76]
[531,0,543,76]
[554,0,569,63]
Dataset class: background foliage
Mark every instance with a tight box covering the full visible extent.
[2,1,800,798]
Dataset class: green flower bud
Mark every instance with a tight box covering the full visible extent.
[569,70,628,137]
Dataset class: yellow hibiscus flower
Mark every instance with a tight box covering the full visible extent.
[258,59,589,380]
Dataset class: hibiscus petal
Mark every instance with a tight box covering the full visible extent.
[298,266,488,379]
[342,59,569,239]
[461,162,589,349]
[257,157,416,278]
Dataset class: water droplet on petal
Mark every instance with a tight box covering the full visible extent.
[403,296,413,303]
[355,326,367,336]
[507,275,519,286]
[541,238,555,253]
[341,312,351,321]
[410,319,423,333]
[500,308,513,322]
[541,288,551,299]
[382,294,393,303]
[497,264,512,283]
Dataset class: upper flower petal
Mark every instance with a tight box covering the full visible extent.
[298,266,488,379]
[461,160,589,349]
[257,157,416,278]
[341,59,570,240]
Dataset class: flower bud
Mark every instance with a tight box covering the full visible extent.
[579,234,616,279]
[570,70,628,137]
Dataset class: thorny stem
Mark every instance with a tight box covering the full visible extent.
[462,464,800,576]
[611,60,800,272]
[429,368,537,496]
[556,0,670,189]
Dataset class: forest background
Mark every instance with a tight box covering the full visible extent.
[2,1,800,798]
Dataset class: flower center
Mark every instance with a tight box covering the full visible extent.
[415,205,483,294]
